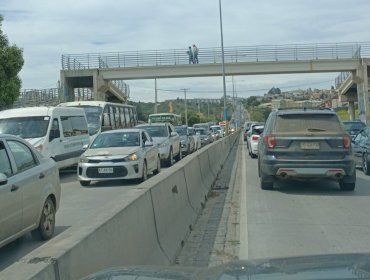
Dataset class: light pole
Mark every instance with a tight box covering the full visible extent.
[219,0,227,122]
[154,78,158,113]
[181,88,190,127]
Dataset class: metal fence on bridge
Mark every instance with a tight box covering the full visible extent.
[61,42,369,70]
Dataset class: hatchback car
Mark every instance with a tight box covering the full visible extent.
[0,134,61,248]
[352,127,370,175]
[78,129,161,186]
[188,127,201,150]
[258,109,356,191]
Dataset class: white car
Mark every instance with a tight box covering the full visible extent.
[210,125,225,138]
[78,129,161,186]
[136,123,182,167]
[188,127,201,150]
[0,134,61,248]
[248,125,264,158]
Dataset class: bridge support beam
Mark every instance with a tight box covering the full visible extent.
[92,70,107,101]
[356,59,370,125]
[348,101,355,120]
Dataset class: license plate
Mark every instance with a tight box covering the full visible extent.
[98,167,114,174]
[300,142,320,150]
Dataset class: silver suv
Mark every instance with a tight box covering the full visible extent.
[258,108,356,191]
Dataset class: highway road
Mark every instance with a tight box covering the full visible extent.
[238,140,370,261]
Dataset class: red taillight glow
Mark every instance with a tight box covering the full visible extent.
[343,135,351,149]
[251,135,259,141]
[264,135,276,149]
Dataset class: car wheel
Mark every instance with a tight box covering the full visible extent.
[80,180,90,186]
[175,148,182,162]
[251,152,257,159]
[339,181,355,191]
[363,153,370,175]
[166,148,174,167]
[31,197,55,240]
[339,174,356,191]
[260,170,274,190]
[153,156,161,175]
[139,161,148,182]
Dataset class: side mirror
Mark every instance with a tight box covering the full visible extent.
[82,144,89,150]
[145,141,154,147]
[170,132,178,137]
[0,173,8,186]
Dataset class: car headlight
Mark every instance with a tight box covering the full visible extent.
[35,144,43,153]
[124,153,139,161]
[79,156,89,163]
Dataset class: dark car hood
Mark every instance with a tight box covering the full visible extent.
[81,253,370,279]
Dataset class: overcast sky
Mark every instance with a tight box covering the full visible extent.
[1,0,370,102]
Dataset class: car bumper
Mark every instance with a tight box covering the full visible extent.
[250,142,259,155]
[158,146,170,160]
[260,155,356,180]
[78,160,144,181]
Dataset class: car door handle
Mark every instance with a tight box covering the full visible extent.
[39,173,45,179]
[11,185,19,192]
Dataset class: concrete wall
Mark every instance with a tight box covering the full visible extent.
[1,131,240,280]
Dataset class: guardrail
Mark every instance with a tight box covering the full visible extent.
[335,72,351,89]
[61,42,369,70]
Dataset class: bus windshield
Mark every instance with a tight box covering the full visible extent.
[79,106,103,136]
[0,116,50,138]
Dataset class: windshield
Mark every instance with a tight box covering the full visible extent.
[343,122,366,133]
[195,128,206,135]
[139,126,168,137]
[175,127,187,136]
[79,106,103,136]
[0,116,50,138]
[90,132,140,148]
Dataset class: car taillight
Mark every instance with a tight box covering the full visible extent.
[251,135,259,141]
[264,135,276,149]
[343,135,351,149]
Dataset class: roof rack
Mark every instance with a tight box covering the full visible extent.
[276,107,333,111]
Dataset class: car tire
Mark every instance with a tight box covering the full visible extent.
[339,181,355,191]
[339,174,356,191]
[80,180,90,186]
[140,161,148,182]
[31,197,55,241]
[153,156,161,175]
[166,148,173,167]
[175,148,182,162]
[363,153,370,175]
[259,169,274,190]
[251,152,257,159]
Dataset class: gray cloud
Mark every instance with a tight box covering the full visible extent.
[1,0,370,100]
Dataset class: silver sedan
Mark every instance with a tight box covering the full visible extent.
[0,134,61,248]
[78,129,161,186]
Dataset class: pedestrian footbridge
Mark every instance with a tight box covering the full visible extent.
[60,42,370,123]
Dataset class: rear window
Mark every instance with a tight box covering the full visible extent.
[274,114,343,133]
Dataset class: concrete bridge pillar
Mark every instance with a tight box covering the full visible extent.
[356,59,370,125]
[60,71,75,101]
[93,69,108,101]
[348,101,355,120]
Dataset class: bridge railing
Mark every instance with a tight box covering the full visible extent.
[61,42,370,70]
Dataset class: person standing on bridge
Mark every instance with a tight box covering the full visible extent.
[187,46,194,64]
[193,44,199,64]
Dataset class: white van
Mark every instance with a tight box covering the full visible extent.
[0,106,90,168]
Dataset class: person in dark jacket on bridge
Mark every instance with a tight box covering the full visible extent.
[187,46,194,64]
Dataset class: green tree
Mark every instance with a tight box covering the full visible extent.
[0,15,24,108]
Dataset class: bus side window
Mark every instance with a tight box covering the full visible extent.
[120,107,126,128]
[49,118,60,141]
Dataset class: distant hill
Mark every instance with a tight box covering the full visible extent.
[129,99,233,126]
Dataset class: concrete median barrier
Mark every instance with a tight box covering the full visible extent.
[1,132,240,280]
